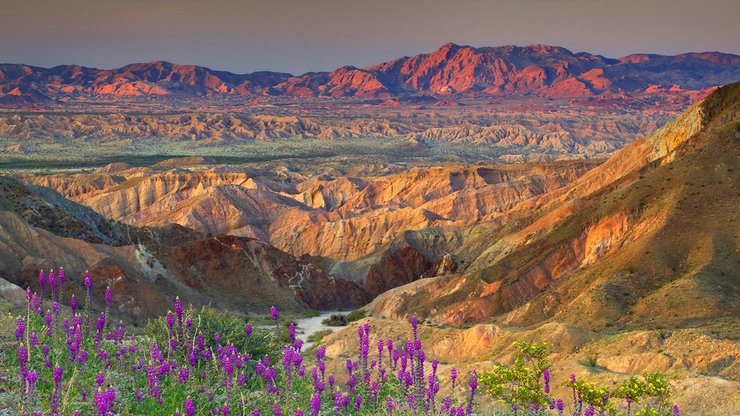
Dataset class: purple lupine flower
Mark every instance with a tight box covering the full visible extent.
[441,395,453,413]
[39,270,46,297]
[334,391,343,414]
[96,372,105,387]
[104,286,112,316]
[58,266,65,288]
[50,366,63,413]
[83,271,93,334]
[245,322,252,337]
[348,373,356,392]
[196,335,205,351]
[451,367,458,389]
[354,394,363,412]
[543,368,551,393]
[556,399,564,415]
[273,404,282,416]
[84,271,92,290]
[584,405,595,416]
[48,270,57,298]
[18,346,28,369]
[221,405,230,416]
[179,367,189,384]
[289,322,296,340]
[466,371,478,415]
[70,295,77,315]
[673,405,680,416]
[295,411,303,416]
[184,399,196,416]
[570,373,578,411]
[252,410,260,416]
[94,387,116,416]
[270,306,279,325]
[411,315,419,337]
[32,293,41,314]
[310,393,321,416]
[15,318,24,341]
[386,397,394,413]
[174,297,183,322]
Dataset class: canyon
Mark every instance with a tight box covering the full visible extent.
[0,43,737,413]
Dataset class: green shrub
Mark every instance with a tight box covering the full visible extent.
[345,309,366,323]
[480,341,552,411]
[321,314,347,326]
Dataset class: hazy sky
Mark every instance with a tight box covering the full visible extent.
[2,0,738,74]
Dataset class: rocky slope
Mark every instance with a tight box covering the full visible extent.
[365,83,740,330]
[0,176,368,317]
[310,86,739,414]
[18,159,597,299]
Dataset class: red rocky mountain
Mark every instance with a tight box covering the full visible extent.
[1,43,737,103]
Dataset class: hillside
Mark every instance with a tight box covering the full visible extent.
[0,176,368,318]
[365,83,740,330]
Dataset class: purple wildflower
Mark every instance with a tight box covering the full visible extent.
[94,387,116,416]
[58,267,65,292]
[184,398,195,416]
[39,270,46,297]
[50,366,63,414]
[310,393,321,416]
[543,368,551,393]
[467,371,478,415]
[48,270,57,300]
[15,318,24,341]
[174,297,183,323]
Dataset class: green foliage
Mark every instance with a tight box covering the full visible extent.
[586,353,600,368]
[345,309,366,323]
[568,378,615,414]
[321,313,348,326]
[306,329,333,344]
[480,341,552,411]
[572,371,674,416]
[614,375,645,403]
[321,310,365,327]
[145,305,277,363]
[304,309,321,318]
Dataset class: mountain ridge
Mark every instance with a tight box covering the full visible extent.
[1,43,737,103]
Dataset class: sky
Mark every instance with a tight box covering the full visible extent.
[1,0,738,75]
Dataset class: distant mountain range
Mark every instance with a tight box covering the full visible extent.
[1,43,738,104]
